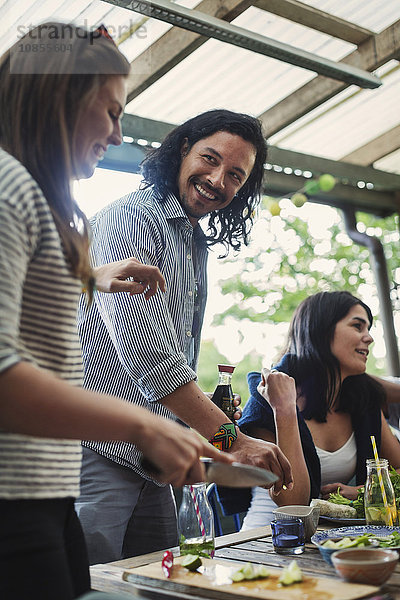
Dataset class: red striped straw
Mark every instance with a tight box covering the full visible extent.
[189,485,206,538]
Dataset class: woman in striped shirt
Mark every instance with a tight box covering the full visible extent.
[0,22,228,600]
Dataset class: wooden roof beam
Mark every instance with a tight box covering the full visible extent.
[264,170,400,216]
[259,19,400,137]
[267,145,400,191]
[120,113,400,191]
[125,0,252,102]
[254,0,372,45]
[340,124,400,166]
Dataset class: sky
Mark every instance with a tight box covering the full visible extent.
[75,166,397,373]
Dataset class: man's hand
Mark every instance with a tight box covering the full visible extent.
[205,392,242,423]
[233,394,242,422]
[229,431,293,494]
[93,258,166,299]
[139,419,233,488]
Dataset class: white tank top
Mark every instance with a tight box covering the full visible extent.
[316,432,357,487]
[241,432,358,532]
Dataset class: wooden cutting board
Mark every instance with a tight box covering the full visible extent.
[123,556,379,600]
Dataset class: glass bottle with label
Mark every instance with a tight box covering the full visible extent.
[364,458,397,525]
[178,483,215,558]
[211,364,236,423]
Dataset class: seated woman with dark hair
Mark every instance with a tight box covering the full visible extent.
[221,291,400,529]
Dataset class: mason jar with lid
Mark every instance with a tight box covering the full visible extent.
[364,458,397,525]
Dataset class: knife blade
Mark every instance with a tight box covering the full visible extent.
[200,457,278,488]
[140,456,278,488]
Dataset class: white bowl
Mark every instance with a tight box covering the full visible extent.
[272,505,320,541]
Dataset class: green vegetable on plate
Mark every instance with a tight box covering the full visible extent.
[326,467,400,519]
[322,531,400,549]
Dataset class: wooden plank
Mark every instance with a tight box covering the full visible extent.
[121,113,175,142]
[216,526,272,547]
[92,526,272,571]
[123,556,380,600]
[259,20,400,137]
[341,124,400,166]
[254,0,372,45]
[90,529,272,594]
[125,0,252,102]
[215,539,337,577]
[90,528,400,598]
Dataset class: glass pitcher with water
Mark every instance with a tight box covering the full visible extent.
[178,483,215,558]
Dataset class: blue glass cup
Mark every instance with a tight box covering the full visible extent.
[271,518,305,555]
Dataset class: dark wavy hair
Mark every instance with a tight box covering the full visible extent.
[140,109,267,255]
[280,291,385,422]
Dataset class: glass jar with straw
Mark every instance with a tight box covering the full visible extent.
[178,483,215,558]
[364,436,398,526]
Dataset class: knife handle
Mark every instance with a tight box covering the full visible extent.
[141,456,210,477]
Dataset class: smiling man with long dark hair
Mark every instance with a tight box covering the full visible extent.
[76,109,293,564]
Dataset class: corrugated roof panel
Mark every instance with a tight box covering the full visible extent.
[269,64,400,160]
[118,18,171,62]
[300,0,399,32]
[1,0,103,56]
[374,148,400,174]
[118,0,205,62]
[125,5,354,123]
[0,0,204,64]
[0,0,399,174]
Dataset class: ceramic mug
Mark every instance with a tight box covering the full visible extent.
[272,505,320,541]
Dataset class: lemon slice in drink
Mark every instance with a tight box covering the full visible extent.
[366,507,384,522]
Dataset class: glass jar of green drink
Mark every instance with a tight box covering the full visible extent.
[364,459,397,526]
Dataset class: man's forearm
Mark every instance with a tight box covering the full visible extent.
[161,380,294,491]
[371,375,400,404]
[161,380,232,440]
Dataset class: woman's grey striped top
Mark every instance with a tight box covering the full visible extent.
[0,148,83,499]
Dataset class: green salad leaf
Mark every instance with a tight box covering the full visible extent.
[327,468,400,519]
[328,489,353,506]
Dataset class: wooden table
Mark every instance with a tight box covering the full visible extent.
[90,525,400,599]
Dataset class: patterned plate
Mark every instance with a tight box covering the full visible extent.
[312,525,400,549]
[319,516,366,526]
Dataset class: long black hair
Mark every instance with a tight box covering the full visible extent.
[140,109,267,256]
[280,291,385,422]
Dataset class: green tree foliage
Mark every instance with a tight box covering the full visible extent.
[208,201,399,376]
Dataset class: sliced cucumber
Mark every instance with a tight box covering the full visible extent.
[256,565,270,578]
[231,570,246,582]
[181,554,202,571]
[230,562,270,582]
[279,560,303,586]
[241,563,256,580]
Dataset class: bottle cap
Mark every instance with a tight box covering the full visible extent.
[218,364,235,373]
